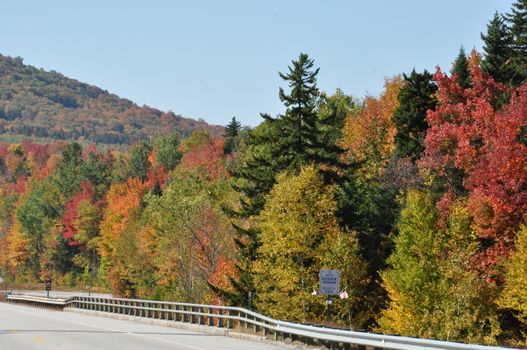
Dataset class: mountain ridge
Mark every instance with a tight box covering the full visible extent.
[0,54,223,145]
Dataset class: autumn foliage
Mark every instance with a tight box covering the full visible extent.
[2,26,527,345]
[421,63,527,277]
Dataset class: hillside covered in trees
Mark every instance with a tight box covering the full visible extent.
[0,54,222,145]
[2,1,527,347]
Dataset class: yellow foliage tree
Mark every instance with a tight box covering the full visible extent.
[498,225,527,328]
[379,192,499,344]
[254,166,367,324]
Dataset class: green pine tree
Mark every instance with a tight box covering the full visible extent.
[223,117,242,154]
[215,54,346,307]
[481,12,514,84]
[451,47,472,88]
[266,53,346,178]
[264,53,321,171]
[53,142,83,199]
[315,89,352,182]
[224,116,241,138]
[393,69,437,161]
[127,140,152,181]
[506,0,527,85]
[213,119,282,306]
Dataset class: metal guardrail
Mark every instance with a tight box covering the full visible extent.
[6,294,518,350]
[7,294,68,309]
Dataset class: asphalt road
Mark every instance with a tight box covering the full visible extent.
[0,302,291,350]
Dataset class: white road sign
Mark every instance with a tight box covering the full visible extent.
[319,269,340,295]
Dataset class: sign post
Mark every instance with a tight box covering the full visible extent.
[319,270,340,323]
[44,279,52,299]
[0,276,5,297]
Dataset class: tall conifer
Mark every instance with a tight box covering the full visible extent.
[481,12,513,84]
[223,117,242,154]
[393,69,437,161]
[451,47,472,88]
[506,0,527,85]
[216,53,345,307]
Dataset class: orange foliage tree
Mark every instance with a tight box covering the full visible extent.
[179,131,227,181]
[341,76,403,173]
[98,177,148,295]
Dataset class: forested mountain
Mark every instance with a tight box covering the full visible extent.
[0,54,222,145]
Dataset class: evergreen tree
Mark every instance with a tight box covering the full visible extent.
[80,150,114,200]
[315,89,352,181]
[213,120,282,306]
[273,53,320,171]
[127,141,152,181]
[393,69,437,161]
[223,117,242,154]
[216,53,345,307]
[266,53,346,178]
[451,47,472,88]
[506,0,527,85]
[224,117,241,138]
[53,142,83,199]
[481,12,514,84]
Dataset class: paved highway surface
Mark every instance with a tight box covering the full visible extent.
[0,302,292,350]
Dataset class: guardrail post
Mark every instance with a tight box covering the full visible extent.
[208,307,214,326]
[261,322,267,337]
[174,304,180,321]
[217,309,224,328]
[183,305,191,322]
[226,310,234,329]
[242,312,248,331]
[199,306,205,325]
[274,330,281,341]
[190,306,196,323]
[171,304,176,321]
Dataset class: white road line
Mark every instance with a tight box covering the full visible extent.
[0,305,209,350]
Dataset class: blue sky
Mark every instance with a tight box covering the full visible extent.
[1,1,514,127]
